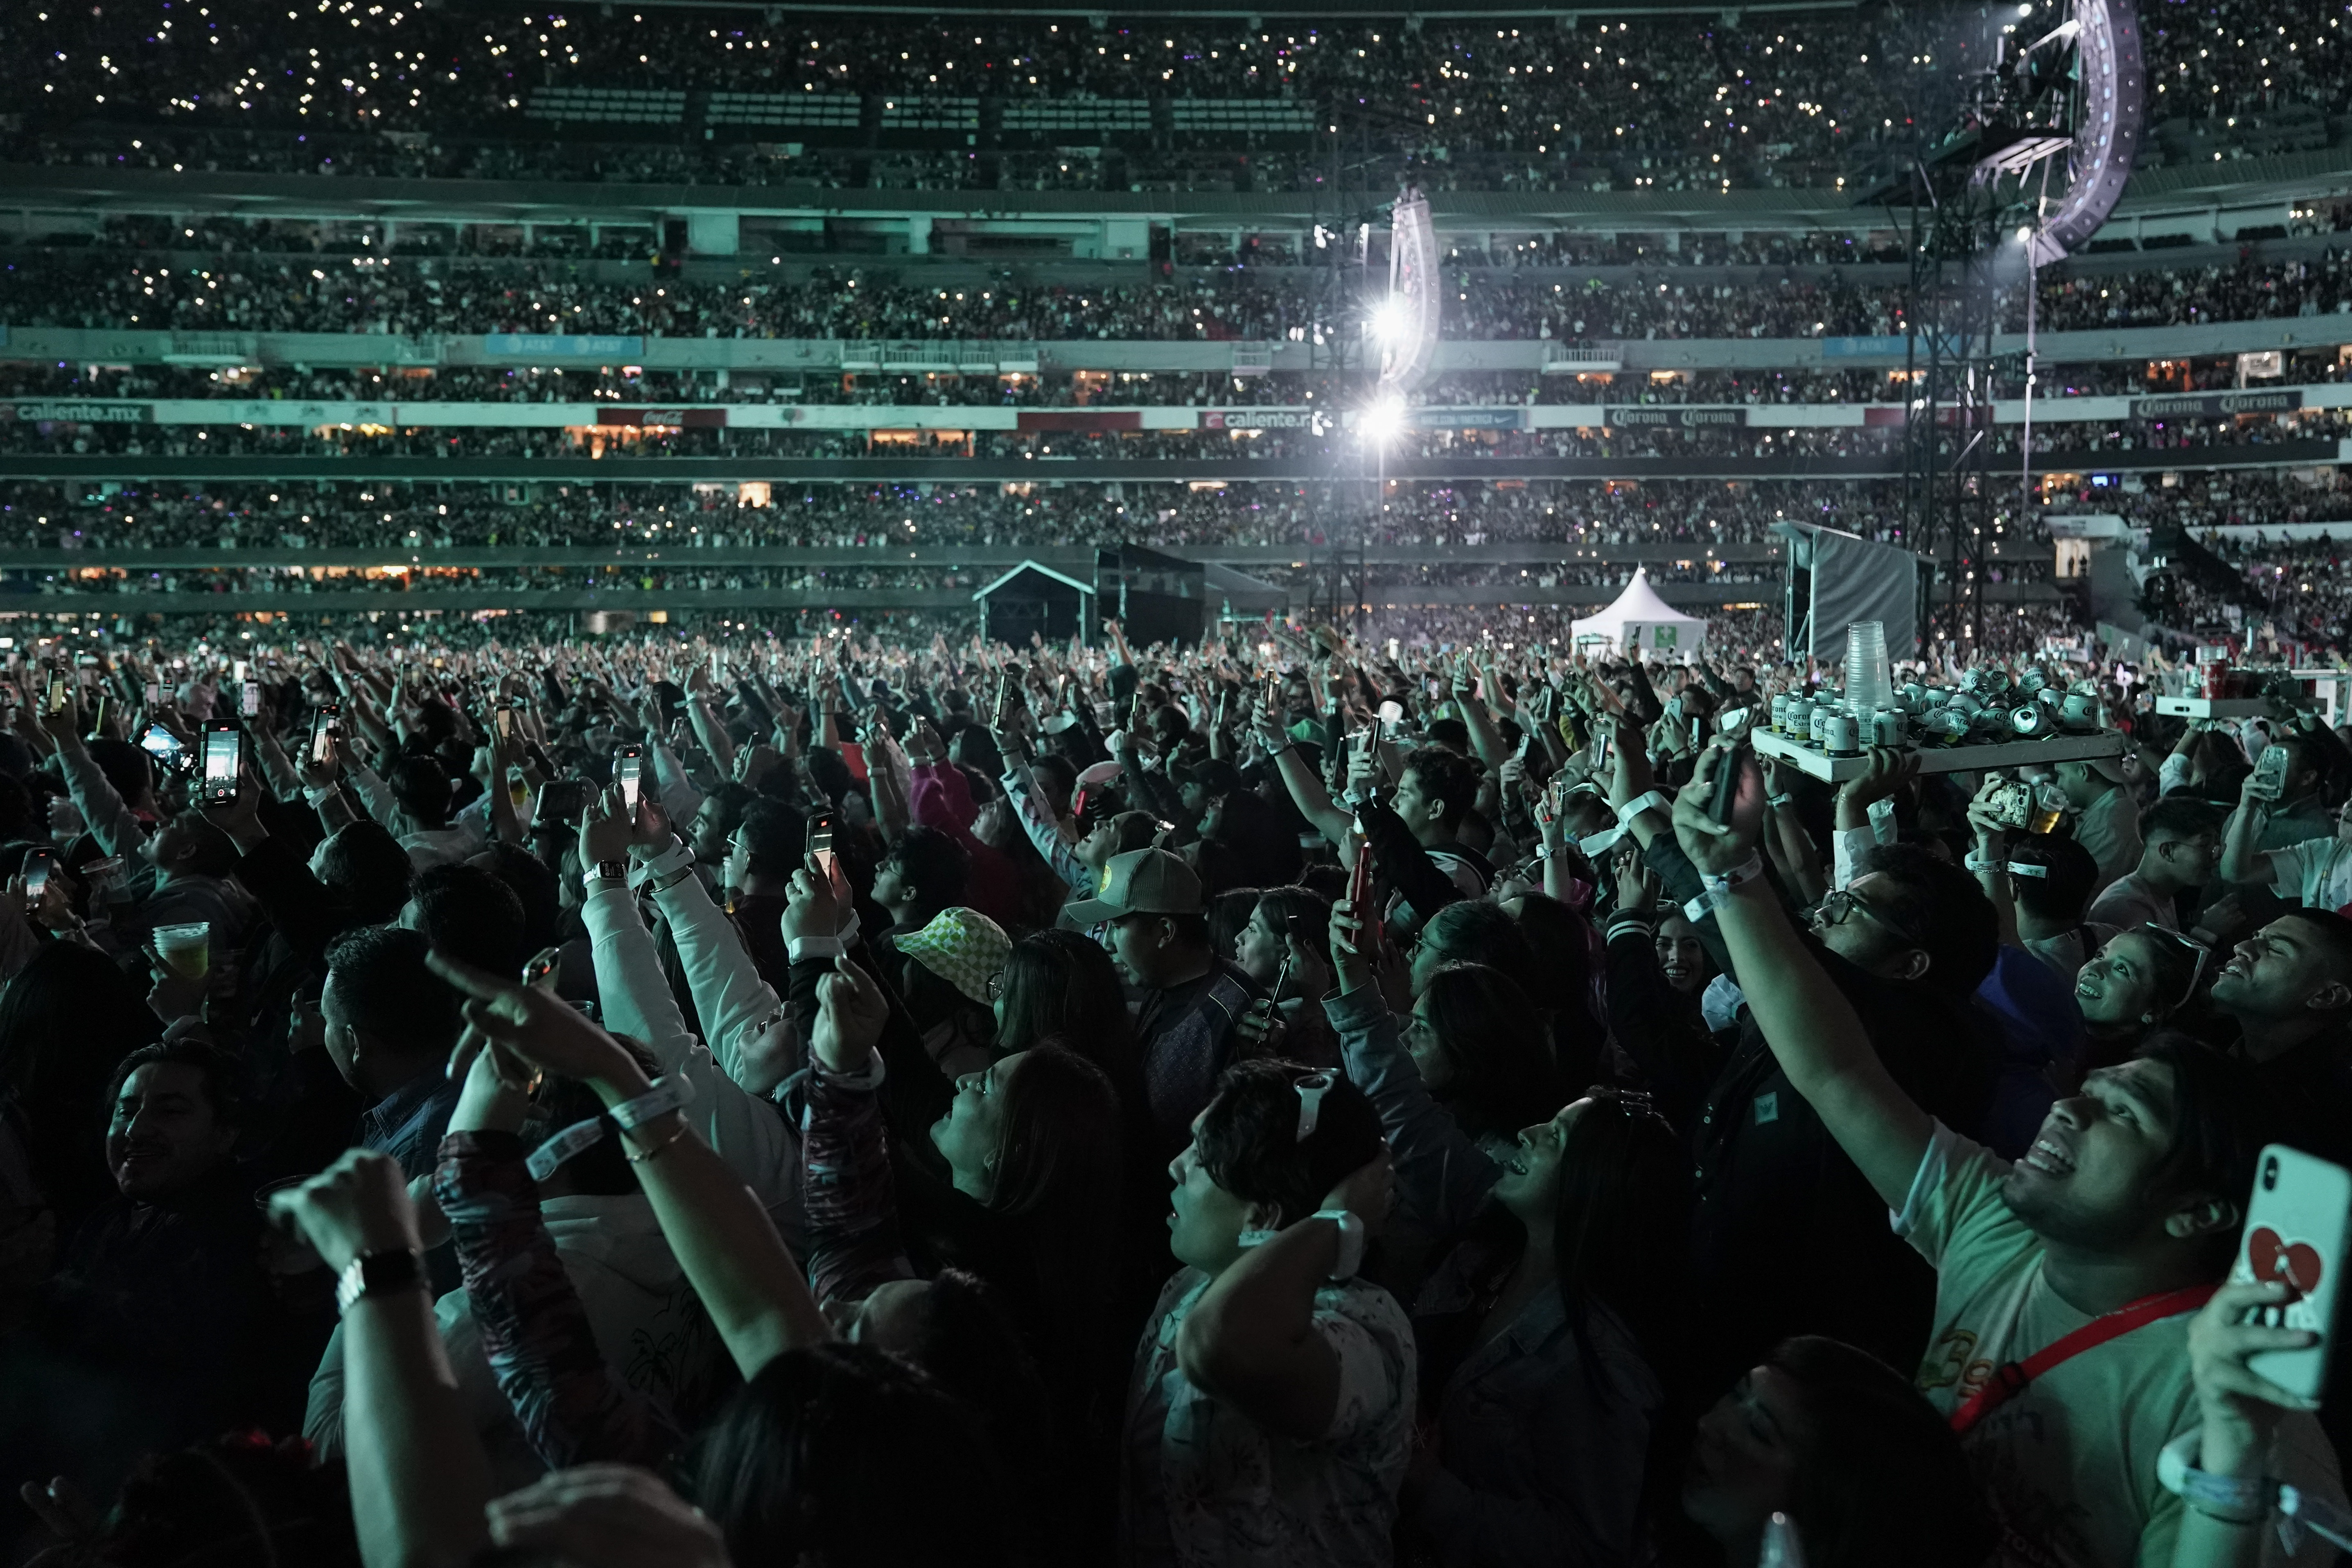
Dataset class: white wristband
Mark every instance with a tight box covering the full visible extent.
[1313,1208,1367,1281]
[608,1074,697,1130]
[1615,789,1672,826]
[1682,851,1766,922]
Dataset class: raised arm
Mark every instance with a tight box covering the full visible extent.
[1326,898,1501,1236]
[2216,773,2278,890]
[426,953,833,1384]
[271,1150,494,1568]
[1670,743,1932,1211]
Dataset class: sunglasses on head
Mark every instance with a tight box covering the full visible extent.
[2141,923,2212,1011]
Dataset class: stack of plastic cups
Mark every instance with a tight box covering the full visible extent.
[1845,621,1893,720]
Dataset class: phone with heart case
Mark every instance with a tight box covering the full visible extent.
[2232,1143,2352,1399]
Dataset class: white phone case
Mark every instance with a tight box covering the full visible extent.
[2231,1143,2352,1400]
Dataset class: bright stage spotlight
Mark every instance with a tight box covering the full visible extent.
[1359,394,1409,447]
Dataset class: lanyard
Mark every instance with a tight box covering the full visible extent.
[1948,1284,2217,1436]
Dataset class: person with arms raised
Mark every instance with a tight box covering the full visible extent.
[1669,738,2344,1568]
[1064,847,1260,1146]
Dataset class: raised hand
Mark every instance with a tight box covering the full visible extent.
[266,1147,422,1277]
[427,950,648,1096]
[485,1465,730,1568]
[810,956,889,1074]
[1670,739,1765,877]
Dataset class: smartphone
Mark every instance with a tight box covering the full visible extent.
[232,659,250,684]
[496,707,513,741]
[1346,809,1377,929]
[310,702,341,765]
[199,721,242,808]
[43,668,68,716]
[140,722,184,760]
[2231,1144,2352,1400]
[523,945,562,990]
[24,848,52,900]
[87,693,108,736]
[1709,740,1749,825]
[144,681,162,706]
[240,680,261,719]
[615,744,644,814]
[2254,744,2292,800]
[807,810,838,883]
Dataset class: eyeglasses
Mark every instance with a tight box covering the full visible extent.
[2141,923,2212,1011]
[1813,888,1928,952]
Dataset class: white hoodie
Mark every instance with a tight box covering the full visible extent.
[304,1191,726,1487]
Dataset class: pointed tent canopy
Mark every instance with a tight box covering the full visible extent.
[1570,568,1708,657]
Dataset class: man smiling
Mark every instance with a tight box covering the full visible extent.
[2208,909,2352,1168]
[1672,743,2343,1568]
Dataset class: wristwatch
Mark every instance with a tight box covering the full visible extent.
[335,1247,425,1316]
[594,858,629,884]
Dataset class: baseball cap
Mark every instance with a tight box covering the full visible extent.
[2083,753,2132,784]
[1061,847,1202,927]
[896,907,1012,1008]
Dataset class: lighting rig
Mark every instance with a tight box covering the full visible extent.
[1865,0,2143,652]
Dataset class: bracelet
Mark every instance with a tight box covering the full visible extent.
[1615,789,1673,826]
[1768,792,1794,807]
[642,861,700,895]
[2157,1429,2270,1524]
[623,1121,691,1165]
[1964,852,2007,873]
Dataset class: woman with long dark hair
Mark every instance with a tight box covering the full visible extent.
[800,952,1128,1557]
[1406,1090,1693,1567]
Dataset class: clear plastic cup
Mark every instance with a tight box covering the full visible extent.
[153,922,210,981]
[1845,620,1892,717]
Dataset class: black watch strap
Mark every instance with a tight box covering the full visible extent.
[335,1247,424,1315]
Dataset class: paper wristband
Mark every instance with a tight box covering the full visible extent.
[1579,825,1628,857]
[2157,1429,2267,1517]
[1682,851,1766,923]
[608,1074,696,1131]
[1615,790,1672,826]
[526,1116,609,1182]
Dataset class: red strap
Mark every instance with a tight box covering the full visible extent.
[1948,1284,2217,1436]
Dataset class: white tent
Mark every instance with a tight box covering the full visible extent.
[1571,568,1709,658]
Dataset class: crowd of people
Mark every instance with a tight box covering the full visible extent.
[0,477,1935,555]
[0,614,2350,1568]
[11,0,2346,191]
[11,234,2352,347]
[6,354,2352,421]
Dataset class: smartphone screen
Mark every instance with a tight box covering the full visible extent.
[240,680,261,718]
[144,681,163,706]
[140,723,183,760]
[2232,1144,2352,1400]
[24,849,52,899]
[496,708,513,741]
[311,704,340,765]
[232,660,250,684]
[44,672,68,716]
[807,810,838,883]
[200,723,242,806]
[616,745,643,814]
